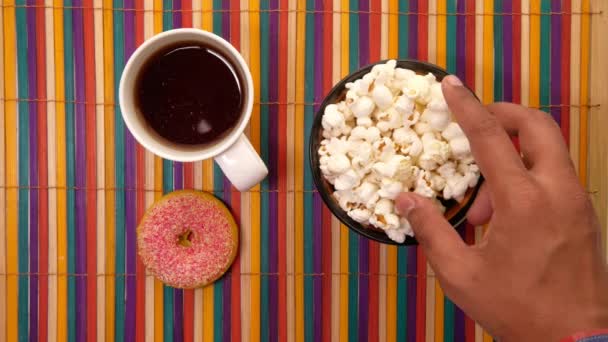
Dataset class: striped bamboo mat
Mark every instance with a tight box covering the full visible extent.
[0,1,605,341]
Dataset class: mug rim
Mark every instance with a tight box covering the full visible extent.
[308,59,482,245]
[119,28,254,162]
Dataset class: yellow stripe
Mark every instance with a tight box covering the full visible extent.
[579,0,590,186]
[569,0,581,174]
[520,0,530,107]
[475,0,484,99]
[331,3,341,341]
[436,0,447,68]
[50,1,68,340]
[483,332,493,342]
[102,1,116,340]
[339,226,349,341]
[427,0,437,65]
[386,246,397,342]
[44,2,58,341]
[340,0,349,77]
[0,1,6,339]
[154,0,162,33]
[294,0,305,340]
[434,281,445,342]
[388,0,398,59]
[482,0,494,105]
[202,0,212,32]
[93,1,106,341]
[377,245,387,341]
[154,156,164,342]
[202,284,214,342]
[3,2,17,341]
[528,0,540,108]
[249,1,262,341]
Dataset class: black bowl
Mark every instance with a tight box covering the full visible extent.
[309,59,482,245]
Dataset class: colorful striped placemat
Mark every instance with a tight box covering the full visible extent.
[1,1,606,341]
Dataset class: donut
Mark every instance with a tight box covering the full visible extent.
[137,190,238,288]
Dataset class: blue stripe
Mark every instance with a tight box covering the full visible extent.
[15,1,30,341]
[398,0,409,59]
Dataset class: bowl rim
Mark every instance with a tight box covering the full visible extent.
[308,58,482,245]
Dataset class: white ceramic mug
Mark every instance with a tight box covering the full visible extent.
[119,28,268,191]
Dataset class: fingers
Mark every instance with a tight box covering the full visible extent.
[485,102,575,176]
[442,76,529,198]
[396,192,472,269]
[467,183,493,226]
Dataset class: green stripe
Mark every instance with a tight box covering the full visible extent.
[161,1,175,341]
[446,0,457,74]
[61,2,77,341]
[15,2,29,341]
[539,0,551,113]
[211,4,223,341]
[304,0,315,340]
[493,0,504,101]
[396,247,408,340]
[259,1,271,340]
[443,1,458,340]
[398,0,409,59]
[347,1,359,341]
[113,0,127,340]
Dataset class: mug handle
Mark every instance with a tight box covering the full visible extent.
[214,134,268,191]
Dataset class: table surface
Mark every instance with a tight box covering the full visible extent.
[1,1,607,342]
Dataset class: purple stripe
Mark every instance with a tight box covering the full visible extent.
[72,1,88,341]
[409,0,418,58]
[268,0,280,340]
[222,0,230,41]
[406,247,417,341]
[173,0,182,27]
[220,8,232,340]
[313,0,324,341]
[358,1,370,340]
[124,0,138,341]
[454,306,465,342]
[550,0,561,124]
[359,0,369,65]
[456,0,466,81]
[26,2,39,341]
[454,222,467,342]
[503,0,513,101]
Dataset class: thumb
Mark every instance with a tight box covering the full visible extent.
[396,193,470,267]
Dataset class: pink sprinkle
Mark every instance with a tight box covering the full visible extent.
[138,191,238,288]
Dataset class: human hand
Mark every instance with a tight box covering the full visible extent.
[396,75,608,341]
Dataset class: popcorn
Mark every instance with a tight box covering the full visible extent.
[318,61,480,243]
[350,96,375,118]
[371,84,394,110]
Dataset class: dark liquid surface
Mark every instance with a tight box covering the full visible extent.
[136,43,242,145]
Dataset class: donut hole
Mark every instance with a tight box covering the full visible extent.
[177,229,194,247]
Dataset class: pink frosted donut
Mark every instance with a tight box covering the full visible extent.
[138,190,238,288]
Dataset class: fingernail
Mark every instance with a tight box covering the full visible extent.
[444,75,463,87]
[396,196,415,216]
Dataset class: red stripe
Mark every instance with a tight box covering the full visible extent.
[560,0,571,143]
[229,4,243,340]
[183,0,193,27]
[35,1,49,341]
[370,0,381,62]
[183,161,194,342]
[464,224,476,341]
[82,1,98,340]
[134,1,146,341]
[367,243,379,342]
[465,0,476,89]
[417,0,428,61]
[277,1,289,341]
[512,0,521,104]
